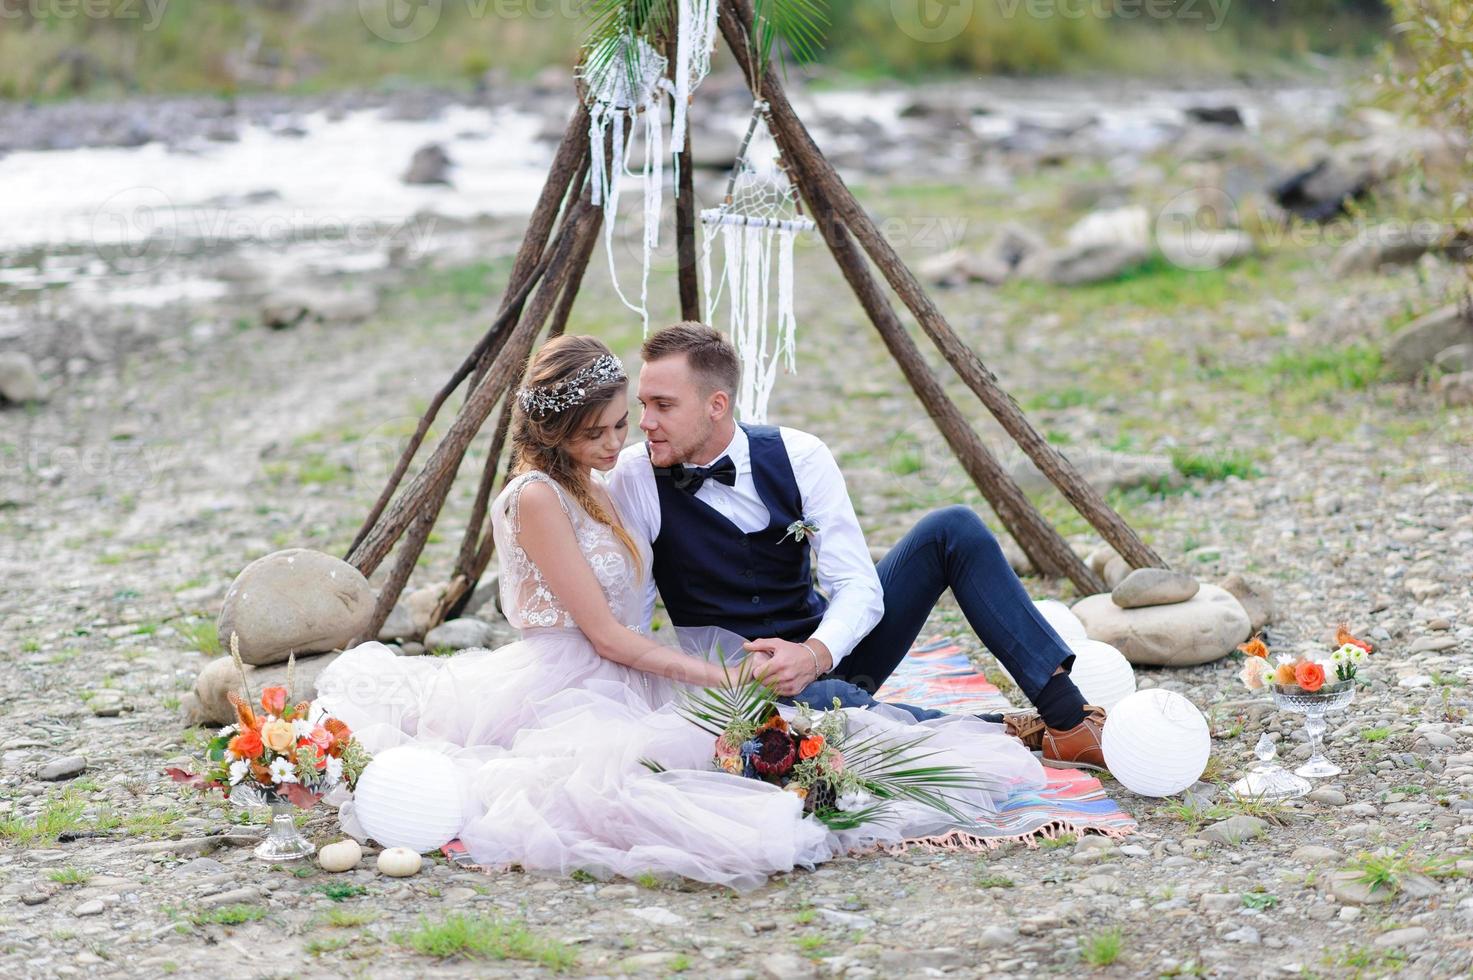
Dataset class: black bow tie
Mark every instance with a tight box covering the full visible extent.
[656,456,737,495]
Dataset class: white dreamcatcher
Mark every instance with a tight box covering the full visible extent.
[577,1,720,334]
[701,101,815,423]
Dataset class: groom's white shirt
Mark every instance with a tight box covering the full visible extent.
[608,425,884,669]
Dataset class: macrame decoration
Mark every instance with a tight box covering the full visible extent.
[577,35,668,333]
[700,102,815,423]
[668,0,720,184]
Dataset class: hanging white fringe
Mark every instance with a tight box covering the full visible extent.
[702,209,809,423]
[670,0,719,191]
[578,36,668,334]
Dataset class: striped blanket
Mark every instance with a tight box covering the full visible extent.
[874,636,1136,849]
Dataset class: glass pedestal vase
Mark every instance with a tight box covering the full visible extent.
[1272,679,1355,778]
[1229,734,1310,801]
[232,786,314,862]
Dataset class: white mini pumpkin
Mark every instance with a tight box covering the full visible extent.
[317,838,362,873]
[376,846,423,877]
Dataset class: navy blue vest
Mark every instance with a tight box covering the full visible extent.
[650,424,827,643]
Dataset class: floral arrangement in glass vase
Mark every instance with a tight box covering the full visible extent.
[166,634,371,808]
[1237,626,1373,694]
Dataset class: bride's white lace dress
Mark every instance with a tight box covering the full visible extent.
[317,470,1046,890]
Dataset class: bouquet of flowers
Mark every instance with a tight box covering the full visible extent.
[167,634,370,808]
[661,667,981,831]
[1238,625,1373,694]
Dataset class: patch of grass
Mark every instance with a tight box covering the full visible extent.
[795,934,829,956]
[793,907,815,925]
[1265,343,1382,394]
[322,908,377,928]
[1345,846,1457,898]
[1360,727,1391,742]
[176,619,221,656]
[1081,926,1124,967]
[191,904,267,926]
[669,953,691,972]
[1040,833,1076,850]
[1170,449,1260,482]
[0,790,88,846]
[1023,386,1100,412]
[1241,891,1278,910]
[976,873,1015,889]
[634,872,662,890]
[47,867,92,886]
[569,869,597,884]
[317,882,369,902]
[1326,945,1407,975]
[395,913,577,971]
[305,935,351,956]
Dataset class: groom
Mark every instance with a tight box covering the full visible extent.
[608,323,1106,771]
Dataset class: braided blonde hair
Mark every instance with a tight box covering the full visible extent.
[510,335,641,567]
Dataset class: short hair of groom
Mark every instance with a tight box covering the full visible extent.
[642,322,741,398]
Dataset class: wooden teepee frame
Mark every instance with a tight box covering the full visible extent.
[342,0,1166,639]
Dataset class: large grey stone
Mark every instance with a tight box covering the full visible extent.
[1201,815,1269,846]
[38,755,87,781]
[1433,370,1473,408]
[402,142,452,185]
[185,649,341,727]
[1330,224,1444,277]
[1111,568,1200,608]
[217,549,374,666]
[377,601,418,643]
[0,352,43,404]
[1022,240,1151,286]
[1072,583,1251,667]
[1384,305,1473,382]
[424,617,497,652]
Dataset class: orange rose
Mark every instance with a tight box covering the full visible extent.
[260,686,288,716]
[798,735,825,760]
[1237,637,1269,659]
[261,719,295,754]
[1273,662,1298,686]
[228,729,263,760]
[1294,661,1326,693]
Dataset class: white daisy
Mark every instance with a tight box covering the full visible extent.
[291,718,312,739]
[223,749,238,763]
[324,755,344,785]
[268,758,298,784]
[217,725,236,738]
[835,789,873,812]
[228,760,249,785]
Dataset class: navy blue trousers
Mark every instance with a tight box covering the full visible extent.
[786,506,1076,721]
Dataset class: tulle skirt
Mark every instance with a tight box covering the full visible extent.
[315,632,1045,891]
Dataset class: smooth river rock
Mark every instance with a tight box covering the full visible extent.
[184,649,342,727]
[1110,568,1200,608]
[1072,583,1251,667]
[217,549,375,666]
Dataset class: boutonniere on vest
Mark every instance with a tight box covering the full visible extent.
[780,517,820,545]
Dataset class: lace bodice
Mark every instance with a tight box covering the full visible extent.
[492,471,651,633]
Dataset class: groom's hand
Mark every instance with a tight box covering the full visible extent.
[743,638,829,697]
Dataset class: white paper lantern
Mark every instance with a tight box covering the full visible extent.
[1066,639,1137,712]
[352,746,465,853]
[1034,599,1087,643]
[1101,689,1209,797]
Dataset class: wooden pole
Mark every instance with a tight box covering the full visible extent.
[348,193,601,594]
[665,29,701,321]
[717,0,1164,574]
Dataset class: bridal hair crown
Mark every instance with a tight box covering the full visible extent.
[516,354,627,418]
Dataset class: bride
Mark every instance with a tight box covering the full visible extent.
[317,335,1047,890]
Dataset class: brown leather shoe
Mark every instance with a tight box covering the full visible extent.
[1003,711,1047,751]
[1041,705,1108,772]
